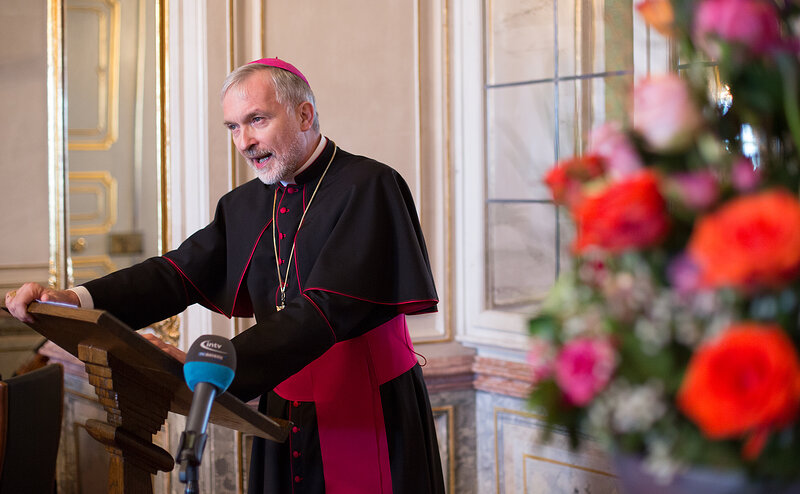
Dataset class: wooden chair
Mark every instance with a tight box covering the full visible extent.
[0,364,64,494]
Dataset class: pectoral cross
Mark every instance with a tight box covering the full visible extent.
[277,286,286,311]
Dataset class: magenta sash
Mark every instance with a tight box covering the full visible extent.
[273,314,417,493]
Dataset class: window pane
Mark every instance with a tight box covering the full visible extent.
[557,0,634,78]
[556,74,632,160]
[487,83,556,201]
[486,0,554,85]
[487,202,558,312]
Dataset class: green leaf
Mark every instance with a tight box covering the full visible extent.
[528,314,559,340]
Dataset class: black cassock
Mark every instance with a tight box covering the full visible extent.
[83,139,445,494]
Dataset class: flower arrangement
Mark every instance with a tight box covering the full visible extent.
[528,0,800,484]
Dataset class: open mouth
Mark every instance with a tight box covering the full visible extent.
[252,153,273,169]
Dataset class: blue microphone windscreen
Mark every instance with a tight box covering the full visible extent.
[183,335,237,392]
[184,360,235,392]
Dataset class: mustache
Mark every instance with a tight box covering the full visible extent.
[243,147,273,159]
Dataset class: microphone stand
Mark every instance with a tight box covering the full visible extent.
[176,382,217,494]
[177,431,206,494]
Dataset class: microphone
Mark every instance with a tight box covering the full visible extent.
[176,335,237,494]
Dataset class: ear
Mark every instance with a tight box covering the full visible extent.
[296,101,315,131]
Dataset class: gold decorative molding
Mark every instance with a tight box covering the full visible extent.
[432,405,456,494]
[228,0,239,191]
[71,255,117,281]
[417,0,454,345]
[66,0,121,151]
[443,0,454,346]
[48,0,70,289]
[522,452,617,488]
[237,430,256,493]
[68,170,118,235]
[148,315,181,346]
[156,0,171,255]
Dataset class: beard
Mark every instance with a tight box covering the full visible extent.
[244,133,306,185]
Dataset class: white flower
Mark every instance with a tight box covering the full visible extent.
[634,318,670,354]
[674,310,701,346]
[610,380,667,433]
[643,439,683,485]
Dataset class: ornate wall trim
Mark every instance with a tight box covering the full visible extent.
[472,356,532,399]
[420,345,533,399]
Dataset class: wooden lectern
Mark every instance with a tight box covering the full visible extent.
[1,300,290,494]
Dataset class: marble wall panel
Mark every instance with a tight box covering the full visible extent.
[477,391,620,494]
[431,389,478,494]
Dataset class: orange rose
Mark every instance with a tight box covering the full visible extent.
[544,154,604,208]
[573,171,670,253]
[636,0,675,37]
[677,323,800,459]
[687,189,800,289]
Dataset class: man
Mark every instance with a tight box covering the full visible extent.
[6,58,445,494]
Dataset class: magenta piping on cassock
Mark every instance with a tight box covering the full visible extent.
[162,256,231,317]
[230,219,272,317]
[302,292,337,341]
[303,287,438,313]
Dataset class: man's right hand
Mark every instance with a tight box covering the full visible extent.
[5,282,80,324]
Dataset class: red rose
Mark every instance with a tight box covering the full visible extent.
[687,189,800,289]
[573,171,670,253]
[544,154,605,208]
[677,323,800,459]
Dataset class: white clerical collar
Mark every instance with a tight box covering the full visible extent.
[281,135,327,186]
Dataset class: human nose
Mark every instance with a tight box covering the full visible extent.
[235,125,257,151]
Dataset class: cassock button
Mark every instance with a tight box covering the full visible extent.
[279,207,289,214]
[294,476,302,483]
[292,426,299,433]
[293,450,301,458]
[287,186,298,193]
[292,401,300,407]
[279,259,285,265]
[279,233,287,239]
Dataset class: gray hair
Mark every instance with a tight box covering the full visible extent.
[220,63,320,132]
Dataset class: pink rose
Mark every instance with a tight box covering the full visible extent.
[732,156,761,192]
[554,338,616,406]
[668,170,720,210]
[632,74,703,151]
[589,122,643,180]
[693,0,782,59]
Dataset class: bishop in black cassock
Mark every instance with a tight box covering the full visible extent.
[85,138,445,493]
[6,58,446,494]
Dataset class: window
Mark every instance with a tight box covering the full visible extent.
[455,0,670,349]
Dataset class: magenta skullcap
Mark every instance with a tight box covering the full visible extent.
[248,57,309,86]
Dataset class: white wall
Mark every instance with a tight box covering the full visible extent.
[0,1,51,289]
